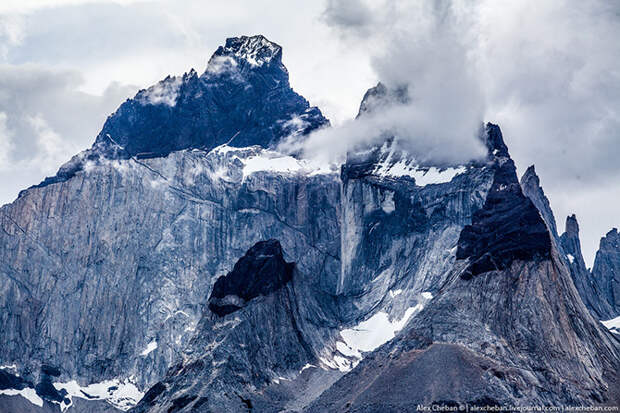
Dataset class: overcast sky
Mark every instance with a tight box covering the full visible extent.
[1,0,619,265]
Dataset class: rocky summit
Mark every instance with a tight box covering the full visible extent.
[1,35,619,413]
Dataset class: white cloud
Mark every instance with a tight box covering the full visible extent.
[320,0,620,264]
[0,0,148,14]
[0,112,15,168]
[297,0,487,165]
[0,64,135,204]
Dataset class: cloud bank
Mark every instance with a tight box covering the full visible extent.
[314,0,620,263]
[294,0,488,165]
[0,65,135,202]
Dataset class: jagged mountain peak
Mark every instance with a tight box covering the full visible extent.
[565,214,580,236]
[208,35,283,70]
[484,122,509,158]
[520,163,559,238]
[522,164,538,181]
[27,35,328,193]
[604,227,619,241]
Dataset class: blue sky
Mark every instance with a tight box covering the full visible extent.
[1,0,619,264]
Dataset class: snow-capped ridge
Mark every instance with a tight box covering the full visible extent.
[211,35,282,69]
[209,144,338,180]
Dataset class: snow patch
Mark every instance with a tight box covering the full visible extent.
[389,289,403,298]
[53,379,144,411]
[566,253,575,264]
[140,340,158,356]
[0,387,43,407]
[0,364,17,372]
[241,149,336,179]
[330,291,435,372]
[601,316,620,335]
[339,305,422,358]
[381,191,395,213]
[371,143,466,185]
[374,158,466,186]
[299,363,316,374]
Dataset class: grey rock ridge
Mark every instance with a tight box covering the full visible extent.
[0,36,619,412]
[560,215,616,320]
[520,165,620,322]
[592,228,620,319]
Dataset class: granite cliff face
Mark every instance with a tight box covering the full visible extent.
[1,36,619,412]
[0,36,340,412]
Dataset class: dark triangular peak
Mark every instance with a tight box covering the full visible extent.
[484,122,509,158]
[520,164,559,239]
[94,34,327,157]
[29,35,328,192]
[208,239,295,317]
[457,125,552,279]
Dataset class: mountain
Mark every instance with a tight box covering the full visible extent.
[559,215,615,320]
[520,165,620,324]
[29,35,328,191]
[592,229,620,319]
[1,36,619,412]
[0,35,338,412]
[309,127,620,411]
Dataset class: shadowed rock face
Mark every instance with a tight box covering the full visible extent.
[95,35,327,157]
[457,126,551,279]
[208,239,295,316]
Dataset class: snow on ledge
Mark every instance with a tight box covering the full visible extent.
[242,151,336,179]
[375,158,466,186]
[0,387,43,407]
[371,141,466,186]
[140,340,158,356]
[53,378,144,411]
[601,316,620,335]
[325,292,434,372]
[209,145,337,179]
